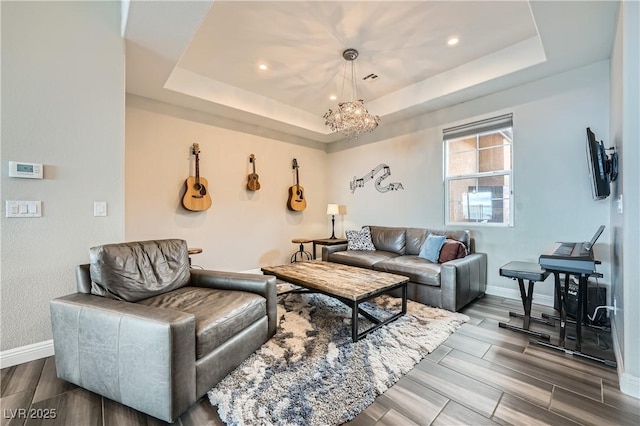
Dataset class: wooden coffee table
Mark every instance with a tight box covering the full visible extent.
[261,260,408,342]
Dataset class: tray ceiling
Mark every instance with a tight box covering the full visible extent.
[124,1,619,144]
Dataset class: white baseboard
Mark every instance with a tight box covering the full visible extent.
[611,320,640,399]
[619,372,640,399]
[0,340,54,369]
[486,285,555,307]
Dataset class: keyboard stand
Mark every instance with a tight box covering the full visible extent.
[529,270,617,368]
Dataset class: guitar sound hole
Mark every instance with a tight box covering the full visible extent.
[194,183,207,196]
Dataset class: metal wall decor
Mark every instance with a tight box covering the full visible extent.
[350,164,404,193]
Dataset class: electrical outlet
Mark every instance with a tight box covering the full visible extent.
[617,194,623,214]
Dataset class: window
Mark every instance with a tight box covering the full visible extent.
[444,114,513,226]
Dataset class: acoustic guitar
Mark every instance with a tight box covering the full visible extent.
[246,154,261,191]
[182,143,212,211]
[287,158,307,211]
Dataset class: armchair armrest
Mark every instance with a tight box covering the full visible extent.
[50,293,196,422]
[190,269,277,338]
[322,243,348,261]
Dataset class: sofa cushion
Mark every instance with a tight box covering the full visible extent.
[373,256,441,287]
[439,239,468,263]
[89,239,190,302]
[368,226,406,254]
[328,250,399,269]
[346,226,376,251]
[138,286,266,359]
[419,234,446,262]
[405,228,428,255]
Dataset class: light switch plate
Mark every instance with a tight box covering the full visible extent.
[94,201,107,217]
[6,200,42,217]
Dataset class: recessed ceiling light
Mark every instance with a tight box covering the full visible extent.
[329,95,337,101]
[447,37,459,46]
[258,64,268,71]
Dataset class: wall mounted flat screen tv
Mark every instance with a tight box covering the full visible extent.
[586,127,617,200]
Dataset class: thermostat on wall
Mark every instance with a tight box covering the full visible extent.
[8,161,43,179]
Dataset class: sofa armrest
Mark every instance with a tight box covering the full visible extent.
[439,253,488,311]
[190,269,277,338]
[49,293,195,422]
[322,243,348,261]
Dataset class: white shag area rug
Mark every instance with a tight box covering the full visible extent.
[208,292,469,426]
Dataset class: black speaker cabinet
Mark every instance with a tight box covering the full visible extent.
[554,280,608,326]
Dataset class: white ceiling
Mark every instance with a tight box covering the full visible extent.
[124,1,619,145]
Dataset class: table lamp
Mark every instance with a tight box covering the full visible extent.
[326,204,340,239]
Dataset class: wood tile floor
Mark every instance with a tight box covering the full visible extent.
[1,295,638,425]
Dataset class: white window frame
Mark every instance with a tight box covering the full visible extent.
[443,114,514,227]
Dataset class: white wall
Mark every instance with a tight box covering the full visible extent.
[610,0,640,398]
[328,61,611,306]
[0,1,125,353]
[125,97,329,271]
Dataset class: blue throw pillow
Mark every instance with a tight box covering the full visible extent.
[419,234,447,263]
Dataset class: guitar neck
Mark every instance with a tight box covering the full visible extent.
[195,153,200,184]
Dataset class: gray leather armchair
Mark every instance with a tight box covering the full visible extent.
[50,239,277,422]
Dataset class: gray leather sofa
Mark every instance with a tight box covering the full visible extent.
[50,239,276,422]
[322,226,487,311]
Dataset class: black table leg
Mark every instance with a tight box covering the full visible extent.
[401,284,407,314]
[351,300,358,342]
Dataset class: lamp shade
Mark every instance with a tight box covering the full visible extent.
[326,204,340,215]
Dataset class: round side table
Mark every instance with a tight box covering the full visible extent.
[188,247,203,268]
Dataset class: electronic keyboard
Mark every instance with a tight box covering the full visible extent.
[539,226,604,274]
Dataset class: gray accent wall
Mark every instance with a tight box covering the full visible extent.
[0,1,125,351]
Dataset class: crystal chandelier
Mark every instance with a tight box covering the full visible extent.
[324,49,380,139]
